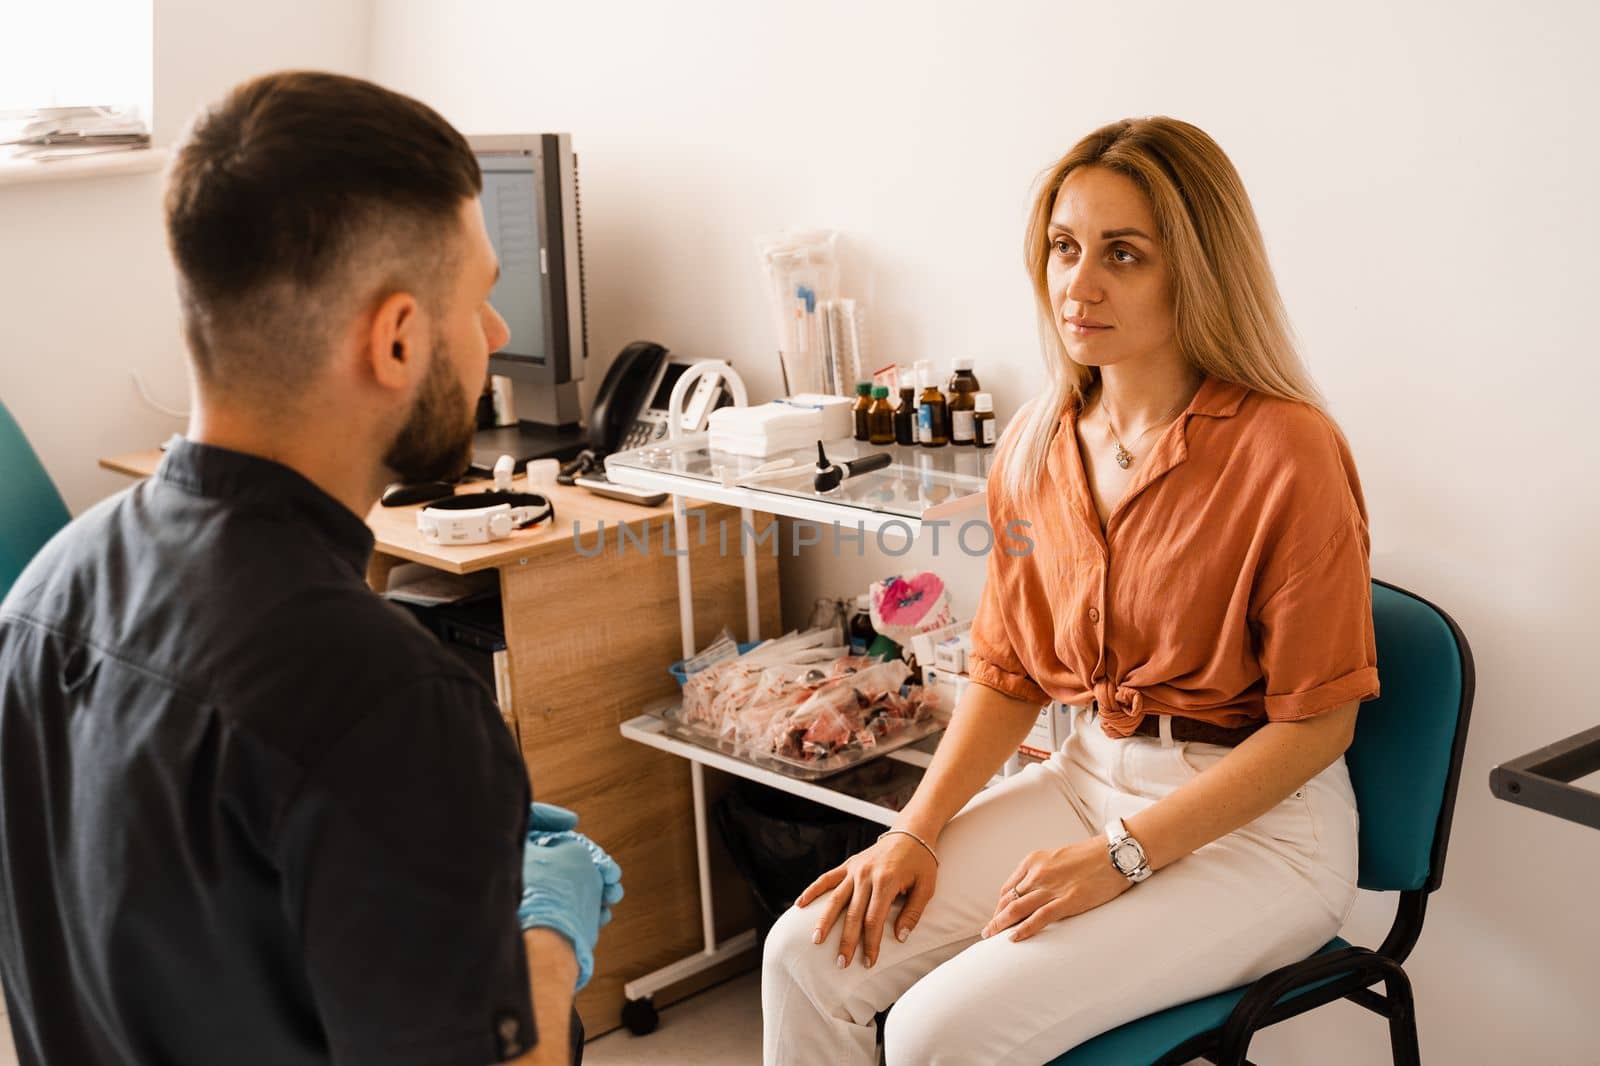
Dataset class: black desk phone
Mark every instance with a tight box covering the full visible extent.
[590,341,729,453]
[560,341,731,499]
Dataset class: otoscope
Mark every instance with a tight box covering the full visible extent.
[813,441,893,493]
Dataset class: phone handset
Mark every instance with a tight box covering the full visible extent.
[587,340,668,456]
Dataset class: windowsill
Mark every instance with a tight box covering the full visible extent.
[0,146,167,189]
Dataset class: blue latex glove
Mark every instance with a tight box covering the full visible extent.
[527,802,580,833]
[523,804,623,925]
[534,829,625,920]
[518,829,625,990]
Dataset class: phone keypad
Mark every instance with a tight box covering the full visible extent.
[621,421,669,451]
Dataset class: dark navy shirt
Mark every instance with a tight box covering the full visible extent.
[0,439,535,1065]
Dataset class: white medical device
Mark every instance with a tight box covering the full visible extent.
[417,491,555,545]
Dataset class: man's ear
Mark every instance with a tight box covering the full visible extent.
[365,290,423,392]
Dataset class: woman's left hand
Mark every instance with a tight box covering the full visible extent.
[981,837,1134,941]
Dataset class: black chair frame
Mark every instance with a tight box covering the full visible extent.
[1151,580,1476,1066]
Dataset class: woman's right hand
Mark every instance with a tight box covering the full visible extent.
[796,830,939,969]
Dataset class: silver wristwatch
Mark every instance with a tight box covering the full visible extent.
[1105,818,1152,883]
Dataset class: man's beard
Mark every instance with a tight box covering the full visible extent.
[383,339,476,484]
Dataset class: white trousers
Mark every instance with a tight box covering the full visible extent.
[761,703,1360,1066]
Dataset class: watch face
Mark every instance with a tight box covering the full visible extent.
[1112,841,1142,873]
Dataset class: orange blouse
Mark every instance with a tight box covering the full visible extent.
[967,375,1379,738]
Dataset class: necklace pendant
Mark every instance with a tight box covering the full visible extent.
[1114,444,1134,469]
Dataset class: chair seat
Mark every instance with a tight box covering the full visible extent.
[1046,937,1353,1065]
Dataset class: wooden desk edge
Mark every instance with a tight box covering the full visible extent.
[100,449,718,575]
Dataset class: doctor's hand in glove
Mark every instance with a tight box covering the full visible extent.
[797,829,938,970]
[518,805,625,990]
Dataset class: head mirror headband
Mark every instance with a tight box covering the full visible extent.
[417,491,555,545]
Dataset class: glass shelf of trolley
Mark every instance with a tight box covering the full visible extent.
[604,434,995,533]
[618,711,986,826]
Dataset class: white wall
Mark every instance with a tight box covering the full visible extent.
[369,1,1600,1062]
[0,0,372,514]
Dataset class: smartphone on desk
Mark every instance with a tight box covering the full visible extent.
[572,474,667,507]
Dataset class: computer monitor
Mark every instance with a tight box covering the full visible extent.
[468,133,589,468]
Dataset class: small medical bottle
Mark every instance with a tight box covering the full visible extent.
[847,594,878,654]
[894,368,917,446]
[947,358,980,445]
[973,393,997,449]
[852,382,873,441]
[917,365,949,448]
[867,386,896,445]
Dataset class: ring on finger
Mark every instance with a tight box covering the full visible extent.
[1012,884,1025,901]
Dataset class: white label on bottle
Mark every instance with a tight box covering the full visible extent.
[917,405,932,443]
[979,419,996,445]
[952,410,975,442]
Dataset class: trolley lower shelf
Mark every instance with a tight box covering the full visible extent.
[621,712,935,825]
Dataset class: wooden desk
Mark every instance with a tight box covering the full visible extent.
[101,450,777,1036]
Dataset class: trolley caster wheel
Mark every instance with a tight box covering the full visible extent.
[622,996,659,1035]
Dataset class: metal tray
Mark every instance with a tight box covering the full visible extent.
[649,701,946,781]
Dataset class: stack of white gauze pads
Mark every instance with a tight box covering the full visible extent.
[708,394,855,457]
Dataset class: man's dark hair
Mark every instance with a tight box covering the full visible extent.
[165,70,482,400]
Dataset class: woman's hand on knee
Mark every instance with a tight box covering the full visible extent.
[981,839,1131,941]
[796,836,938,969]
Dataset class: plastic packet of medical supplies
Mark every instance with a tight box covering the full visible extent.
[682,628,739,673]
[679,628,846,737]
[656,630,945,780]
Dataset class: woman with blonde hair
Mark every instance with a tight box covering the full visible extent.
[762,116,1378,1065]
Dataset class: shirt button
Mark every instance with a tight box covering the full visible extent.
[496,1014,523,1058]
[1088,607,1101,623]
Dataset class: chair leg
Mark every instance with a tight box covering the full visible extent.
[1384,968,1421,1066]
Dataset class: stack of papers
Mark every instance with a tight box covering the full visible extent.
[1,106,151,163]
[382,563,498,607]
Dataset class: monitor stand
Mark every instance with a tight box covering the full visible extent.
[471,421,589,473]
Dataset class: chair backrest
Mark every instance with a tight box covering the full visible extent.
[1345,579,1475,894]
[0,399,71,601]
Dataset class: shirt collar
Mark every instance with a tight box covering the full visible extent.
[1184,374,1250,420]
[154,436,376,577]
[1067,372,1250,425]
[1053,373,1253,540]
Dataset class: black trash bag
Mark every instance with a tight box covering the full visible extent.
[713,778,881,941]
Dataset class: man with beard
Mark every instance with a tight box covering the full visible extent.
[0,72,615,1065]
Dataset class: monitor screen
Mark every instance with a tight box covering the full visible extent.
[477,153,546,368]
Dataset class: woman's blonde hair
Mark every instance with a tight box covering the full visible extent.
[1002,116,1325,498]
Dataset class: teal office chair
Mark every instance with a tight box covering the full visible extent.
[1048,579,1474,1066]
[0,400,71,601]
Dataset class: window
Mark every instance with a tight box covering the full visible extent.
[0,0,153,122]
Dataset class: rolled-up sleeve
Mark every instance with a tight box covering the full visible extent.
[1254,506,1380,721]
